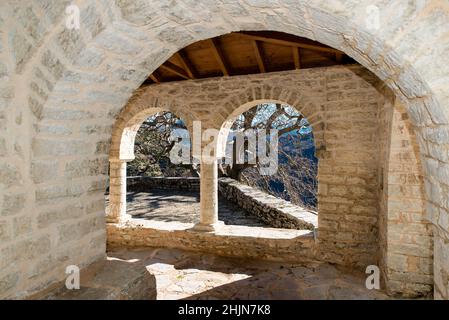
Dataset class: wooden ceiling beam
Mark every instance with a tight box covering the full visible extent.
[149,72,160,83]
[159,61,190,80]
[252,40,266,73]
[208,38,230,76]
[335,52,343,63]
[175,51,196,79]
[292,47,301,69]
[238,32,341,54]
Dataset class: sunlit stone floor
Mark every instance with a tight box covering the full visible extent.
[100,191,391,300]
[108,190,268,227]
[39,247,391,300]
[108,247,389,300]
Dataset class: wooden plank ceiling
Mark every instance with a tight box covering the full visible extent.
[144,31,354,85]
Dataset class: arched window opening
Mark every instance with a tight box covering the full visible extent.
[218,102,318,230]
[229,103,317,210]
[127,111,198,178]
[107,111,201,225]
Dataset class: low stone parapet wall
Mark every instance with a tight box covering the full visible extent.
[125,176,317,231]
[218,178,318,230]
[107,222,316,263]
[127,176,200,192]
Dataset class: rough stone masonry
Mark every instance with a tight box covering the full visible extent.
[0,0,448,300]
[108,66,431,298]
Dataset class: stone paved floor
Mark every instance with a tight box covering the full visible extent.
[112,190,268,227]
[108,247,390,300]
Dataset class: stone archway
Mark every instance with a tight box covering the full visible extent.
[108,99,195,223]
[107,65,431,297]
[1,1,448,299]
[111,73,331,235]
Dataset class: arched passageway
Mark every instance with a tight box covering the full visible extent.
[0,1,447,299]
[109,62,431,297]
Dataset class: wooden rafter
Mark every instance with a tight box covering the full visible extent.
[175,51,196,79]
[292,47,301,69]
[238,32,341,54]
[335,52,343,63]
[208,38,230,76]
[149,72,160,83]
[252,40,266,73]
[159,61,190,80]
[147,31,349,84]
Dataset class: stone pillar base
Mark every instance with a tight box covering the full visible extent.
[190,221,224,233]
[106,216,120,224]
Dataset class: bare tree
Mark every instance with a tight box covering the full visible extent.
[239,150,317,210]
[221,103,317,210]
[128,111,199,177]
[127,105,317,209]
[220,103,308,179]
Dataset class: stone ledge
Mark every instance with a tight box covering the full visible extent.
[29,258,157,300]
[107,220,316,263]
[127,176,200,192]
[218,177,318,230]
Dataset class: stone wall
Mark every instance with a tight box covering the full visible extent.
[218,178,317,230]
[115,67,435,297]
[379,97,433,297]
[127,176,200,192]
[0,0,448,299]
[107,223,316,264]
[114,65,387,272]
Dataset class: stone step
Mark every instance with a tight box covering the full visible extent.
[34,259,157,300]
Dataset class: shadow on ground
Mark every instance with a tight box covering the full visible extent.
[107,248,390,300]
[107,190,268,227]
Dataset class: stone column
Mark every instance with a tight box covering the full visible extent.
[193,158,222,232]
[108,159,127,223]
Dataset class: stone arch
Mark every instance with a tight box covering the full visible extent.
[107,96,194,223]
[109,94,195,161]
[214,82,382,271]
[215,96,319,218]
[214,86,324,159]
[1,0,448,299]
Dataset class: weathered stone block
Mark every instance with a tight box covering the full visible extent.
[0,272,19,294]
[0,163,22,187]
[37,203,84,229]
[0,138,6,156]
[35,184,84,203]
[9,29,32,73]
[1,193,26,216]
[0,220,11,241]
[81,4,105,38]
[41,50,64,80]
[74,47,105,68]
[57,215,105,244]
[13,215,32,236]
[32,138,88,157]
[2,235,52,271]
[31,160,58,183]
[64,157,109,178]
